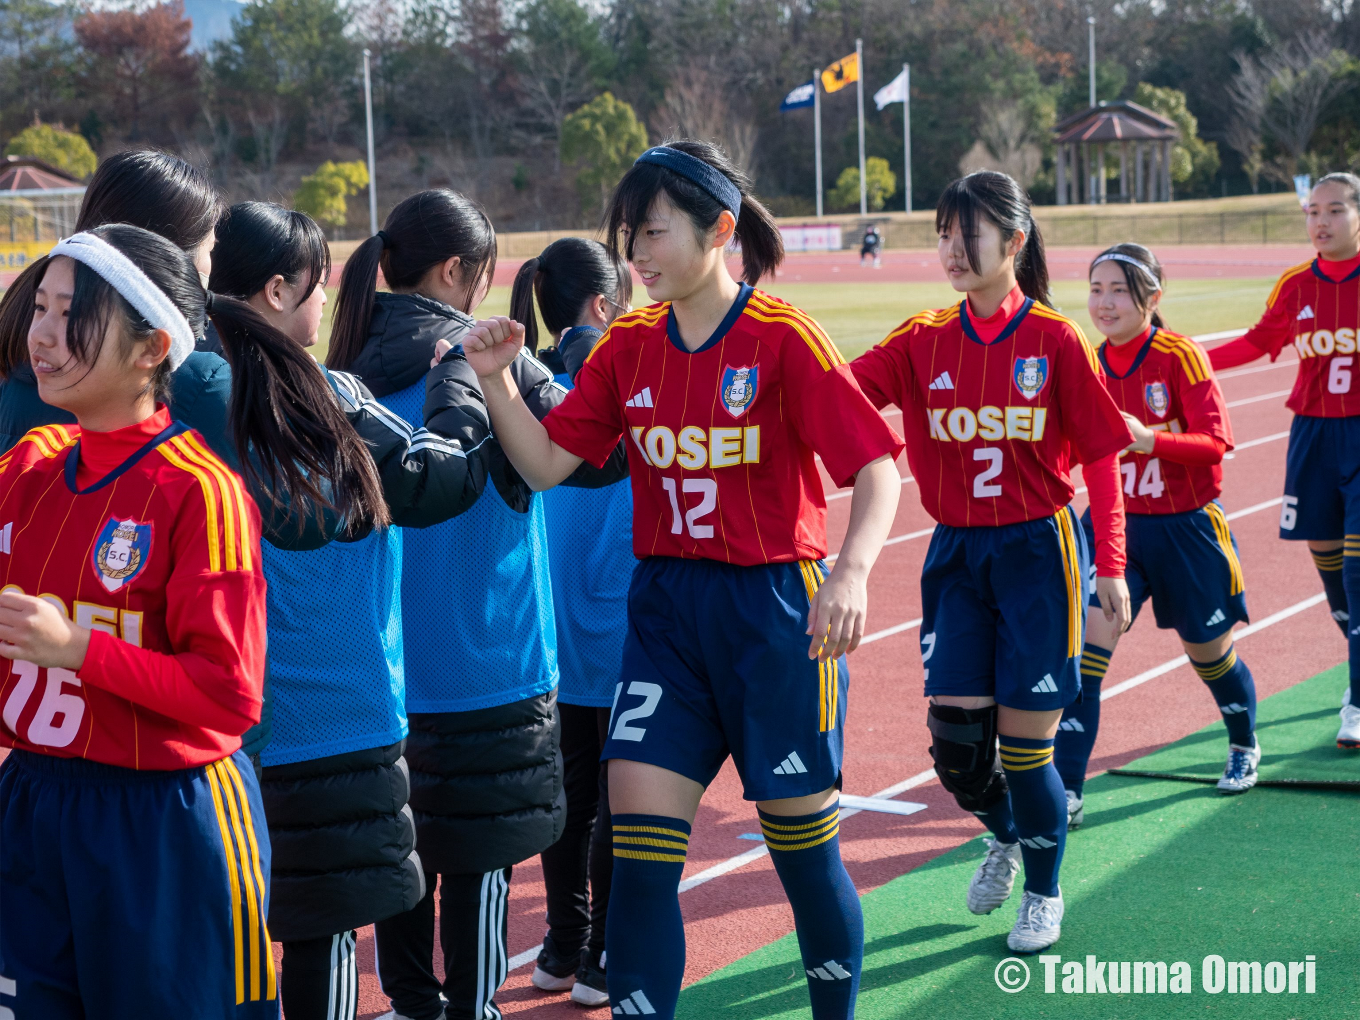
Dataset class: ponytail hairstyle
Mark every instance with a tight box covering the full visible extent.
[605,138,783,285]
[52,224,388,534]
[208,202,331,306]
[509,237,632,353]
[1090,243,1165,329]
[935,170,1050,305]
[327,189,497,371]
[0,149,222,378]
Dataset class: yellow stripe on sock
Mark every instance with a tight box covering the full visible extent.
[758,811,839,833]
[613,835,690,852]
[761,817,839,843]
[1192,651,1237,682]
[612,824,690,842]
[764,824,840,852]
[613,848,689,862]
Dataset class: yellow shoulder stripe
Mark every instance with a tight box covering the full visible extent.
[586,304,668,364]
[1151,332,1211,385]
[155,434,250,573]
[742,305,846,370]
[1266,260,1315,307]
[746,295,847,368]
[1029,305,1100,372]
[177,433,255,572]
[878,306,959,347]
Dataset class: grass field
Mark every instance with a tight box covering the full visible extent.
[314,276,1277,364]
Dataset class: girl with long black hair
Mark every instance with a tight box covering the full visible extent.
[0,220,389,1018]
[330,190,626,1020]
[459,140,904,1020]
[851,170,1132,952]
[511,237,632,1008]
[209,201,495,1020]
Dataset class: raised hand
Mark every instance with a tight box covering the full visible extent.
[461,316,526,379]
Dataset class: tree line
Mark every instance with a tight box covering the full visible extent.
[3,0,1360,229]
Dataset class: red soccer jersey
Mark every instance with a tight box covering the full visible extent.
[542,286,904,565]
[852,297,1131,528]
[1233,259,1360,417]
[1099,328,1234,514]
[0,413,266,770]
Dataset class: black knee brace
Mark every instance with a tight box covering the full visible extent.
[927,703,1008,813]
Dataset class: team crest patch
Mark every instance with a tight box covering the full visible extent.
[1145,381,1170,418]
[1013,355,1049,401]
[720,364,758,418]
[91,517,153,593]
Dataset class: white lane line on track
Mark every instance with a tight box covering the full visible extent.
[1226,496,1282,521]
[1226,388,1292,408]
[1192,329,1248,344]
[1215,360,1296,380]
[1231,430,1290,451]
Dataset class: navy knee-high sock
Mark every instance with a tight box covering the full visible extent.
[1054,644,1110,798]
[999,736,1066,897]
[973,786,1020,844]
[604,814,689,1018]
[1312,548,1349,636]
[760,804,864,1019]
[1191,647,1258,747]
[1344,545,1360,704]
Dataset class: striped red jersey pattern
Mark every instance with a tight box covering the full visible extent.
[543,287,904,566]
[1236,259,1360,417]
[1099,328,1233,514]
[0,412,266,770]
[852,298,1131,528]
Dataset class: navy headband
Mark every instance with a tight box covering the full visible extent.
[634,146,742,219]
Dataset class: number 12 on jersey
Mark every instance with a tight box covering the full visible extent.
[661,477,718,539]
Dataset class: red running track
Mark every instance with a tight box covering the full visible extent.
[326,339,1338,1018]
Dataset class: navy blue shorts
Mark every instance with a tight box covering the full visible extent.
[0,749,278,1020]
[1280,414,1360,540]
[1083,503,1249,645]
[603,557,847,802]
[919,508,1088,711]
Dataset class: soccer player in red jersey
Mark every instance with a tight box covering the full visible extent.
[1053,244,1259,828]
[851,171,1133,953]
[0,224,390,1019]
[1209,173,1360,748]
[454,141,904,1019]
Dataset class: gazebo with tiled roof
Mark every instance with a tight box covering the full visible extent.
[0,156,85,250]
[1053,101,1180,205]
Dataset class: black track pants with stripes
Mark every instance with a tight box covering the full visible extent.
[375,869,513,1020]
[280,932,359,1020]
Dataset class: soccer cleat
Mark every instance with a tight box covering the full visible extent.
[1218,739,1261,793]
[1065,789,1084,829]
[532,934,580,992]
[571,949,609,1007]
[1007,889,1064,953]
[966,837,1021,914]
[1338,700,1360,749]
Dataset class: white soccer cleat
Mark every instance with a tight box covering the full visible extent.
[1338,701,1360,749]
[1218,739,1261,793]
[1008,889,1064,952]
[967,837,1021,914]
[1065,789,1085,829]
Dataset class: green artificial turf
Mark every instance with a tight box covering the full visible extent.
[678,664,1359,1020]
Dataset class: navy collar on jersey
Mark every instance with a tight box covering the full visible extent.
[667,283,754,355]
[959,295,1034,346]
[1098,327,1159,380]
[558,325,603,362]
[64,419,189,495]
[1311,257,1360,285]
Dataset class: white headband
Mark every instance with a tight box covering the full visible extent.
[48,232,196,371]
[1092,252,1162,292]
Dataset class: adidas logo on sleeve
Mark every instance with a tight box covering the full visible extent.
[928,371,955,390]
[625,387,654,408]
[613,990,657,1015]
[773,751,809,775]
[1031,674,1059,694]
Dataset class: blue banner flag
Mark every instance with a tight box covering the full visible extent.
[780,80,816,111]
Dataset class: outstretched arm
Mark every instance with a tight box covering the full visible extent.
[462,317,585,490]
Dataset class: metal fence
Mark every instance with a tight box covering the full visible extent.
[876,209,1309,250]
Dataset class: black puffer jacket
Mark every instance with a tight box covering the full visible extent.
[350,293,624,875]
[260,740,424,941]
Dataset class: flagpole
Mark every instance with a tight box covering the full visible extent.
[902,63,911,212]
[856,38,866,216]
[814,68,823,218]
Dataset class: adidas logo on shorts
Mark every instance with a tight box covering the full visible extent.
[1031,674,1059,694]
[774,751,809,775]
[625,387,654,408]
[1019,835,1058,849]
[806,960,853,981]
[1298,304,1315,320]
[1059,718,1085,732]
[1205,608,1226,626]
[613,990,657,1015]
[928,371,955,390]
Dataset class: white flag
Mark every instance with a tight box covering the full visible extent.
[874,69,908,111]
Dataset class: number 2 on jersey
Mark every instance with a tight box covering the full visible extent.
[662,477,718,539]
[1120,457,1164,499]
